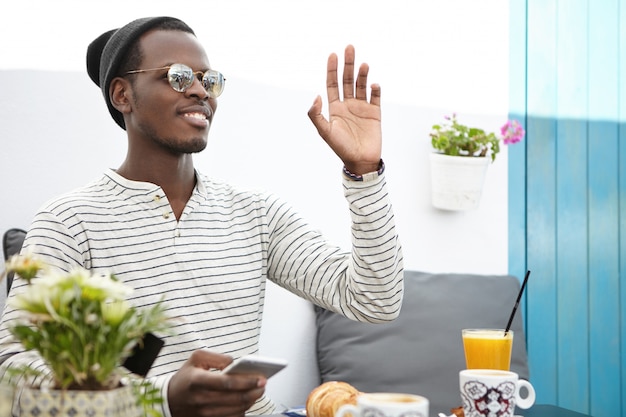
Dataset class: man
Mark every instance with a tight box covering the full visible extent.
[0,16,403,417]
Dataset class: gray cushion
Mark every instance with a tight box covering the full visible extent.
[315,270,529,417]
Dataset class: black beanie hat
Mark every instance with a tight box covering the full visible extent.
[86,16,194,130]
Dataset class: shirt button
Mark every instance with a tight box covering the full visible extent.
[175,230,181,237]
[154,195,161,202]
[163,212,170,219]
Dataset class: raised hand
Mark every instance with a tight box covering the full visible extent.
[308,45,382,176]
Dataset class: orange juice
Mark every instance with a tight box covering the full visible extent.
[462,329,513,370]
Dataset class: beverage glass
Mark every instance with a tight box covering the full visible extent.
[459,369,535,417]
[462,329,513,370]
[336,392,429,417]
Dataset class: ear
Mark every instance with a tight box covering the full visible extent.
[109,77,133,115]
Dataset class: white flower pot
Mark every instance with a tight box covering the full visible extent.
[429,153,490,211]
[14,385,142,417]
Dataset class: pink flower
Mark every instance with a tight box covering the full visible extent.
[500,119,525,145]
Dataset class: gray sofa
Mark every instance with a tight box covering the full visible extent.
[313,270,529,416]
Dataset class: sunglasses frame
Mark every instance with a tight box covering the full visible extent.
[125,63,225,98]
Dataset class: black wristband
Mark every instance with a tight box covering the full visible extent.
[342,159,385,182]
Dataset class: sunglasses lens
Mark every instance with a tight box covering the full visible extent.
[203,70,225,98]
[168,64,194,92]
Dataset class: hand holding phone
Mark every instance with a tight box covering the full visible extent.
[221,355,288,379]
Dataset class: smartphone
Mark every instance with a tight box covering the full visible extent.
[221,355,288,379]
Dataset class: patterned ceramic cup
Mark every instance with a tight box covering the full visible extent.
[336,393,429,417]
[459,369,535,417]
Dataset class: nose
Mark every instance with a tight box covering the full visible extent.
[185,73,209,99]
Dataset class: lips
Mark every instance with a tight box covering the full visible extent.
[183,112,207,121]
[179,105,212,123]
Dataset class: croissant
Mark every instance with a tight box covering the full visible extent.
[451,406,464,417]
[306,381,360,417]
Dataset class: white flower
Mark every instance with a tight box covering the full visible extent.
[4,252,47,282]
[101,300,131,326]
[79,271,133,301]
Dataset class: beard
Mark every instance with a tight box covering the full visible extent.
[138,120,209,154]
[131,89,211,155]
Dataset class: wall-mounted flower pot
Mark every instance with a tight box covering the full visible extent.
[429,153,490,211]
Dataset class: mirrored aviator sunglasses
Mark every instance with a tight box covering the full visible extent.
[126,63,226,98]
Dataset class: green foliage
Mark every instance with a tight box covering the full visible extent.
[133,378,165,417]
[4,254,171,414]
[430,114,501,162]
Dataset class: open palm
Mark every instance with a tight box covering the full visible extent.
[308,45,382,175]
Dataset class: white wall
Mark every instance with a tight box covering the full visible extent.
[0,0,511,271]
[0,0,511,406]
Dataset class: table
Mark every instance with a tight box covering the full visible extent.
[521,404,592,417]
[275,404,593,417]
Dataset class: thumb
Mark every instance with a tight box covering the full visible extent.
[308,95,329,139]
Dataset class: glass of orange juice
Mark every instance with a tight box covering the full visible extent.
[462,329,513,370]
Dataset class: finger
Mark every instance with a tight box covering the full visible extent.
[184,367,265,393]
[355,62,369,100]
[326,53,340,104]
[183,377,265,417]
[370,83,381,107]
[308,96,330,140]
[197,386,266,416]
[342,44,355,99]
[216,373,266,391]
[188,349,232,370]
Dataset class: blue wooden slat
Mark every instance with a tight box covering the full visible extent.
[555,118,589,411]
[587,120,620,416]
[508,0,528,339]
[525,116,558,405]
[525,0,559,405]
[587,1,621,416]
[508,0,527,279]
[619,130,626,413]
[554,0,590,412]
[619,0,626,410]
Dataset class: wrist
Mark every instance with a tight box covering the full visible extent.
[342,159,385,182]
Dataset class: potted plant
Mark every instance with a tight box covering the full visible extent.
[428,114,524,210]
[1,253,170,417]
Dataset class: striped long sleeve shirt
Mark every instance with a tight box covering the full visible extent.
[0,168,404,415]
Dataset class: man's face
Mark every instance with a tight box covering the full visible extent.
[125,29,217,154]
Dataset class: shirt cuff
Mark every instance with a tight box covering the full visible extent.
[153,373,174,417]
[342,159,385,182]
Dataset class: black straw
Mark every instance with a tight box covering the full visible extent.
[504,270,530,335]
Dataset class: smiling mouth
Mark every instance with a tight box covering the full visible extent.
[183,112,208,121]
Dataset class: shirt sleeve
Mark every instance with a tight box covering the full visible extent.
[265,171,404,323]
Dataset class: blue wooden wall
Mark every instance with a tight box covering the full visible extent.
[509,1,626,416]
